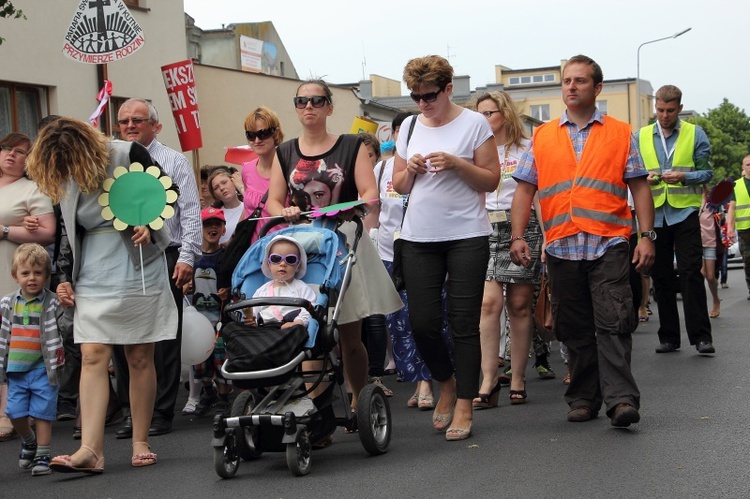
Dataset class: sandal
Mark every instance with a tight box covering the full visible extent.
[417,393,435,410]
[49,445,104,474]
[472,380,501,410]
[563,371,571,385]
[312,434,334,449]
[509,383,527,405]
[407,392,419,408]
[131,442,157,467]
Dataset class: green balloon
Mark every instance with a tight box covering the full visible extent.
[108,171,167,226]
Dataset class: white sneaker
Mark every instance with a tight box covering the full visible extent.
[181,397,200,415]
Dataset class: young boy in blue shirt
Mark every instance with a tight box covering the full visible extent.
[0,243,63,476]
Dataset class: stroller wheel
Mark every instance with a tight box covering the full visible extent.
[357,384,391,456]
[231,391,262,461]
[214,429,240,478]
[286,429,312,476]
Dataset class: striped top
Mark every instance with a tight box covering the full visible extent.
[6,291,45,373]
[145,139,202,268]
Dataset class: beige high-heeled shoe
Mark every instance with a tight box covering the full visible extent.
[445,421,472,441]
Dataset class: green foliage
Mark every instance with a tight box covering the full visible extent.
[0,0,27,46]
[687,99,750,186]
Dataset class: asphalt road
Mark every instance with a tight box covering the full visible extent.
[1,267,749,498]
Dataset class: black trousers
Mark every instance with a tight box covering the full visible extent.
[651,212,712,347]
[401,237,487,400]
[56,307,80,411]
[548,244,640,416]
[113,248,183,422]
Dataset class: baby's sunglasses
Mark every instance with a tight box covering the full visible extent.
[293,95,330,109]
[268,253,299,266]
[245,127,276,141]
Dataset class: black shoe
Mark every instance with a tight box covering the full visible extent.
[115,415,132,439]
[214,399,230,417]
[148,418,172,436]
[655,342,679,353]
[56,402,77,422]
[194,387,218,417]
[72,426,81,440]
[696,341,715,354]
[610,403,640,428]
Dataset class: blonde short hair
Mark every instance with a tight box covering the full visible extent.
[12,243,51,278]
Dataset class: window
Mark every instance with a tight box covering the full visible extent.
[509,73,556,86]
[0,82,46,139]
[530,104,550,122]
[124,0,141,7]
[597,100,608,114]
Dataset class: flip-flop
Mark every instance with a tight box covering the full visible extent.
[49,445,105,474]
[638,315,649,322]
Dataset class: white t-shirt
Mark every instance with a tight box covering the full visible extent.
[395,110,494,242]
[220,204,245,245]
[374,157,408,262]
[485,138,531,211]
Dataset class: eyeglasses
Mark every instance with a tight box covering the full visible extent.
[293,96,330,109]
[410,88,444,104]
[245,127,276,141]
[268,253,300,266]
[0,146,28,156]
[480,110,502,118]
[117,117,151,126]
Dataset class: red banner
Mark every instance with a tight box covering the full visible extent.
[160,59,202,152]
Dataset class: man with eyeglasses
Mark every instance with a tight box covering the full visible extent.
[112,98,201,437]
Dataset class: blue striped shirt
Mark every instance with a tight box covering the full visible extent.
[514,109,647,261]
[145,139,202,267]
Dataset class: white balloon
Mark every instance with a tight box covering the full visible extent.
[181,305,216,365]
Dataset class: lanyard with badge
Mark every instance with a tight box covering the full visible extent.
[488,145,511,224]
[655,121,676,174]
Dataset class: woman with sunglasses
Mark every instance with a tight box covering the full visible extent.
[241,107,285,244]
[268,79,403,423]
[473,91,544,409]
[0,133,56,441]
[392,55,501,441]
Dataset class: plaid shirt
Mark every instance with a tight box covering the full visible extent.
[514,109,647,261]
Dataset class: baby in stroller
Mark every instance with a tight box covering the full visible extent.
[244,235,315,331]
[213,220,391,478]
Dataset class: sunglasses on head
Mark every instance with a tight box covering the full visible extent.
[293,96,330,109]
[268,253,299,266]
[245,127,276,141]
[410,87,445,104]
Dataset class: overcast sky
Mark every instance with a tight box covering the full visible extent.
[184,0,750,116]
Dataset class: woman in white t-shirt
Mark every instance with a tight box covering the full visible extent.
[208,168,247,245]
[474,91,543,410]
[392,55,501,442]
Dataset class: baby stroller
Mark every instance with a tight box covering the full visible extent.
[212,216,391,477]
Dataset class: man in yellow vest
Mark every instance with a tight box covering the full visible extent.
[637,85,715,355]
[511,55,655,428]
[726,155,750,299]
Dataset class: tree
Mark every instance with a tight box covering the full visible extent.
[0,0,26,45]
[687,99,750,185]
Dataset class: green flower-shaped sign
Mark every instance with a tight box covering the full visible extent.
[98,162,178,230]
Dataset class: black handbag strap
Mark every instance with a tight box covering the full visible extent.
[399,115,418,225]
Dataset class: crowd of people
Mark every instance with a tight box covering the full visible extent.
[0,52,741,476]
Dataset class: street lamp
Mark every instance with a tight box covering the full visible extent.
[636,27,692,128]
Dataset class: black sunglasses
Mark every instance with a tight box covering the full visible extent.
[245,127,276,141]
[293,96,330,109]
[410,87,445,104]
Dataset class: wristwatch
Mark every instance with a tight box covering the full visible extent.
[1,226,8,240]
[640,231,657,242]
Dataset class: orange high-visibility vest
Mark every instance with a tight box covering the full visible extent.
[534,116,633,244]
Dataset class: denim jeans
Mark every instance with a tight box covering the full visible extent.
[401,236,488,400]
